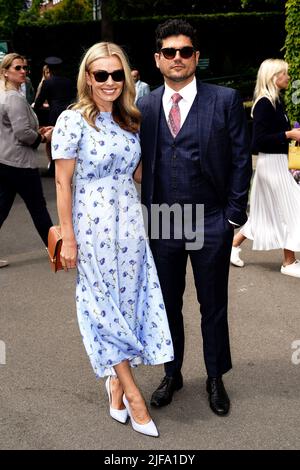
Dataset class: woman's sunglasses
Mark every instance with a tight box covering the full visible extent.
[12,65,28,71]
[160,47,195,60]
[91,69,125,83]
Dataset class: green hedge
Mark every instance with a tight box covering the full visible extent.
[284,0,300,124]
[12,11,284,99]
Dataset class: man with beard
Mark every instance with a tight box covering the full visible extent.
[137,19,252,416]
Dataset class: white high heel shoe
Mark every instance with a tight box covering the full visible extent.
[105,377,128,424]
[123,395,159,437]
[230,246,245,267]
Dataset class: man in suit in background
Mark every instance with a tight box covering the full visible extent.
[138,19,252,416]
[34,57,75,176]
[131,68,150,103]
[34,56,74,126]
[19,58,35,105]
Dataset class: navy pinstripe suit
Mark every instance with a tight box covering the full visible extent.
[138,80,252,377]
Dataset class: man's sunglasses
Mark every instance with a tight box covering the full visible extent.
[91,69,125,83]
[160,47,195,60]
[13,65,28,71]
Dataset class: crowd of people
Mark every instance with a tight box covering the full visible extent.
[1,18,300,438]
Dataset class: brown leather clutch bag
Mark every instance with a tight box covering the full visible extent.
[47,225,63,272]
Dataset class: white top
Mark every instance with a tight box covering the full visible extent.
[162,77,197,128]
[20,82,26,97]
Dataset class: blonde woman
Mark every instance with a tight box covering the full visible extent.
[231,59,300,277]
[34,64,51,102]
[51,42,173,437]
[0,53,53,268]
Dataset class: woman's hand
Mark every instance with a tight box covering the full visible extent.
[286,128,300,142]
[43,127,54,143]
[60,237,77,271]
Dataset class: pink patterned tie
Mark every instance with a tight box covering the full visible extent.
[168,93,182,137]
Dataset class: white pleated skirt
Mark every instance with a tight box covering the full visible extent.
[240,152,300,251]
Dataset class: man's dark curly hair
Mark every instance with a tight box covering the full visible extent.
[155,19,198,52]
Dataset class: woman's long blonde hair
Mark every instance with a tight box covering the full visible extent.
[72,42,141,132]
[0,53,25,91]
[251,58,288,116]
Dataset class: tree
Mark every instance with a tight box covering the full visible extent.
[18,0,42,25]
[100,0,114,41]
[42,0,92,22]
[284,0,300,123]
[0,0,25,38]
[104,0,284,18]
[18,0,93,25]
[240,0,284,10]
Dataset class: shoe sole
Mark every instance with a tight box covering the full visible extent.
[230,260,244,267]
[281,270,300,278]
[150,381,183,407]
[209,403,230,416]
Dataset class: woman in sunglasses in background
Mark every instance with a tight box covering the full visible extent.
[0,53,53,269]
[51,42,173,437]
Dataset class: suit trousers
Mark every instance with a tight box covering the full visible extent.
[0,163,53,247]
[150,208,233,378]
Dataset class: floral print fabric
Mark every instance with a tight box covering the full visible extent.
[52,110,174,377]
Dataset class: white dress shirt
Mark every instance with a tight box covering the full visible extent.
[162,78,197,128]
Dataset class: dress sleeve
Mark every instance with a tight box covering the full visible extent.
[51,110,83,160]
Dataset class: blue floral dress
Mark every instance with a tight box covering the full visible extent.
[52,110,174,378]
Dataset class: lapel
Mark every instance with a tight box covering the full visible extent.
[28,100,39,130]
[147,81,216,172]
[148,85,164,173]
[196,80,216,162]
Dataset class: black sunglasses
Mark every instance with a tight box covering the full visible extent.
[91,69,125,83]
[160,47,195,60]
[13,65,28,71]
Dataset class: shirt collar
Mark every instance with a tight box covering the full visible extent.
[164,77,197,104]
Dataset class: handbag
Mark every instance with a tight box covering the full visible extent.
[47,225,63,272]
[288,142,300,170]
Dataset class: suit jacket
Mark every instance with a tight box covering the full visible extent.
[20,78,35,105]
[34,75,75,125]
[138,80,252,227]
[135,80,150,103]
[0,90,40,169]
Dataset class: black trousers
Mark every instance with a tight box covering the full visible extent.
[0,163,53,247]
[150,209,234,378]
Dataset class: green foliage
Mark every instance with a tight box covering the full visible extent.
[18,1,42,26]
[31,0,43,12]
[0,0,24,38]
[42,0,92,23]
[18,0,93,27]
[240,0,284,10]
[105,0,284,18]
[284,0,300,123]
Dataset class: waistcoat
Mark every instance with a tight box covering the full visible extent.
[153,94,219,212]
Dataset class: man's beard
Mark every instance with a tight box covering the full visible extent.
[165,69,195,83]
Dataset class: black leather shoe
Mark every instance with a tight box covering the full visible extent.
[150,373,183,407]
[206,377,230,416]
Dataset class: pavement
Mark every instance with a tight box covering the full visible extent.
[1,148,300,451]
